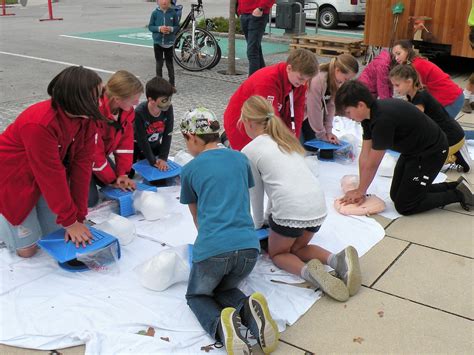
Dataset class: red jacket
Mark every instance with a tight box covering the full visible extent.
[92,95,135,184]
[224,62,307,151]
[0,100,96,227]
[412,57,462,106]
[238,0,275,15]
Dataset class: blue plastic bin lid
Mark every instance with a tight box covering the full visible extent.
[132,159,182,182]
[38,227,121,264]
[256,228,269,240]
[101,182,157,217]
[304,139,351,151]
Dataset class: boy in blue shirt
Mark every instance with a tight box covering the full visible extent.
[148,0,179,86]
[180,107,279,354]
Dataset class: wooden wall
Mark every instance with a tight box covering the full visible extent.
[364,0,474,58]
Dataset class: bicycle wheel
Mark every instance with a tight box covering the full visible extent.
[173,28,219,71]
[207,43,222,70]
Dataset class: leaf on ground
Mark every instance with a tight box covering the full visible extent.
[160,336,170,342]
[201,344,215,352]
[378,310,384,318]
[353,336,364,344]
[146,327,156,337]
[137,327,155,337]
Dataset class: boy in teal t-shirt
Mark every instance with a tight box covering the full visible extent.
[179,107,279,354]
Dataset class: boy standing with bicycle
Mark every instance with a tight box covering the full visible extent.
[148,0,180,87]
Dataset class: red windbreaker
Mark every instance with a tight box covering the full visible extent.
[238,0,275,14]
[224,62,307,151]
[412,57,462,107]
[0,100,96,227]
[92,95,135,184]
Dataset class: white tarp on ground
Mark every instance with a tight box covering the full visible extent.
[0,169,385,354]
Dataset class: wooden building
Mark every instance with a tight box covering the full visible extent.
[364,0,474,58]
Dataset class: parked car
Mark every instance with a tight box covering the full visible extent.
[272,0,366,29]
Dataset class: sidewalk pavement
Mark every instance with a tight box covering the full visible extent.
[0,1,472,354]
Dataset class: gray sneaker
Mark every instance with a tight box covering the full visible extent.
[333,246,362,296]
[248,292,279,354]
[220,307,252,355]
[306,259,349,302]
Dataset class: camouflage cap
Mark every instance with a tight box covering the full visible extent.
[180,107,219,135]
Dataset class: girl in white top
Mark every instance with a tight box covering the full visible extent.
[241,95,362,301]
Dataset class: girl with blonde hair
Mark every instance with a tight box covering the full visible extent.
[90,70,144,206]
[303,53,359,144]
[240,95,362,302]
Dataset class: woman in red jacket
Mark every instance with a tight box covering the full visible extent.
[0,66,103,258]
[90,70,143,206]
[392,40,463,119]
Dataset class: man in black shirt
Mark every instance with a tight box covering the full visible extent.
[334,81,473,215]
[133,77,176,171]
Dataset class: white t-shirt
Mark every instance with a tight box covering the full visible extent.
[242,134,327,228]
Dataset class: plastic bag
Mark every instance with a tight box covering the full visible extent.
[76,242,120,274]
[133,190,170,221]
[94,213,136,246]
[174,150,194,166]
[340,174,359,194]
[135,244,191,291]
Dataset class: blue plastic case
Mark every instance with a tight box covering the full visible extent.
[38,227,121,268]
[132,159,182,182]
[101,182,157,217]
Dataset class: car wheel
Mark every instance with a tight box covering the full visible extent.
[346,21,362,29]
[318,7,338,29]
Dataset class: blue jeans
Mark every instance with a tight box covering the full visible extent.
[186,248,259,340]
[240,13,268,76]
[444,93,464,119]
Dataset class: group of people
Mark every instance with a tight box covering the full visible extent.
[0,36,473,354]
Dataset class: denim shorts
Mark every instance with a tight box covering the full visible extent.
[268,214,321,238]
[0,196,59,252]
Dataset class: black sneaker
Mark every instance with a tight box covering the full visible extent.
[454,151,470,173]
[220,307,252,355]
[456,180,474,211]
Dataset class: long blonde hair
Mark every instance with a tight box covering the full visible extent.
[319,54,359,95]
[105,70,143,100]
[240,95,305,155]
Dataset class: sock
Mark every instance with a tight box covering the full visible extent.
[327,253,338,270]
[300,264,309,280]
[463,89,472,99]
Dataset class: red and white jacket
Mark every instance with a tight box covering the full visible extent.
[92,95,135,184]
[224,62,307,151]
[0,100,96,227]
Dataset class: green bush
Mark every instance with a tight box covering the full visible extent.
[6,0,18,4]
[197,17,243,34]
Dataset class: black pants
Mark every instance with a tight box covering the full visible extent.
[390,147,460,215]
[240,13,268,76]
[154,44,175,86]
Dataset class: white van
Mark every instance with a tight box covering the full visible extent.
[272,0,366,29]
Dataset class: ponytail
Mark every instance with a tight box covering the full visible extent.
[240,96,305,155]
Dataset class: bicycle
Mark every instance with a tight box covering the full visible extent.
[173,0,222,71]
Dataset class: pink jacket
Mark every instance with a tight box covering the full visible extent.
[305,71,335,139]
[358,50,393,99]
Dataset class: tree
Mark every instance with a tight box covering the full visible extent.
[227,0,237,75]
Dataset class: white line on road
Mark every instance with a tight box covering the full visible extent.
[0,51,115,74]
[60,34,235,59]
[60,35,154,49]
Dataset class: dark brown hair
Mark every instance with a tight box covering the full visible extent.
[47,66,103,120]
[389,64,423,90]
[393,39,419,64]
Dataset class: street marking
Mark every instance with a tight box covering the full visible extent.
[0,51,115,74]
[60,34,235,59]
[60,34,153,49]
